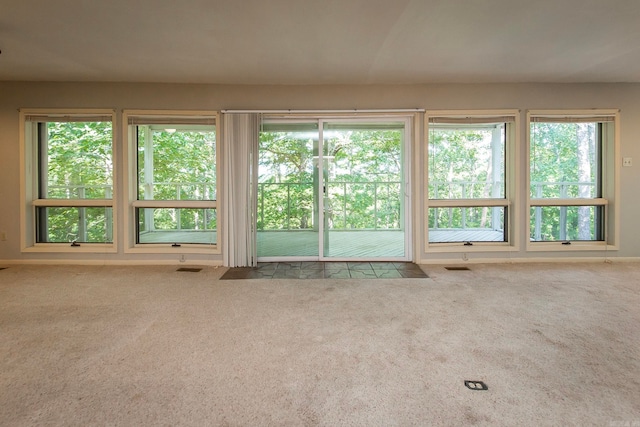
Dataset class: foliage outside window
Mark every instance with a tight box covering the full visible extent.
[258,122,404,232]
[257,118,407,259]
[529,112,616,243]
[323,123,404,232]
[258,123,316,232]
[427,114,514,245]
[126,112,218,247]
[21,111,115,247]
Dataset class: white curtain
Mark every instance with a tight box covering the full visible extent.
[222,113,259,267]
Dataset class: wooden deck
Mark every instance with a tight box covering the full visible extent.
[139,230,217,244]
[257,230,406,258]
[428,229,505,243]
[137,228,505,256]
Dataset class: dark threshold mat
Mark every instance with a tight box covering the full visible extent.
[220,262,428,280]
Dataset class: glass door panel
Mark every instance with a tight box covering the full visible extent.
[257,122,319,257]
[322,121,406,259]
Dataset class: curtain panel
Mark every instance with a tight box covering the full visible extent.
[221,113,259,267]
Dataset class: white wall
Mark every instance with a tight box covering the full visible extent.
[1,81,639,264]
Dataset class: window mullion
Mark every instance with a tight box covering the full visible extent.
[529,198,608,207]
[132,200,217,209]
[428,198,509,208]
[32,199,114,207]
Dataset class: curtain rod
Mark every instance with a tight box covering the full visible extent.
[221,108,425,114]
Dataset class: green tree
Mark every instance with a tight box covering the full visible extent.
[44,121,112,242]
[530,122,597,240]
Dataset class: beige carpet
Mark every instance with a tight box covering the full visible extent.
[0,263,639,426]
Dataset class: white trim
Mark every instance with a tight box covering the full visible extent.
[22,244,117,253]
[527,108,620,118]
[425,109,521,119]
[526,241,617,252]
[428,199,510,208]
[131,200,217,209]
[425,243,517,253]
[1,259,224,267]
[32,199,114,207]
[223,109,424,114]
[123,109,219,118]
[529,198,608,207]
[417,257,638,265]
[125,245,221,254]
[3,257,637,268]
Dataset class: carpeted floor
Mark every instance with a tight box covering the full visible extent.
[0,262,639,426]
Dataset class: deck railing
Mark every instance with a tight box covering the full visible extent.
[429,180,597,240]
[257,181,403,231]
[44,180,597,240]
[46,185,113,242]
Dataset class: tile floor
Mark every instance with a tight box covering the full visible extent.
[220,262,429,280]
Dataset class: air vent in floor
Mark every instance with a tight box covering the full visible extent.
[177,267,202,272]
[445,266,470,271]
[464,380,488,390]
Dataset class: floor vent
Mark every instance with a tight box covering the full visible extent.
[177,267,202,272]
[0,267,6,271]
[464,380,488,391]
[445,266,470,271]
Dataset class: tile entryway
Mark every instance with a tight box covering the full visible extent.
[220,262,428,280]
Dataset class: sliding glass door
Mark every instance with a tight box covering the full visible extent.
[322,121,406,258]
[258,117,409,261]
[257,122,319,257]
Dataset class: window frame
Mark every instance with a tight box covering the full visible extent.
[424,110,520,253]
[19,109,117,253]
[526,109,619,251]
[123,110,220,254]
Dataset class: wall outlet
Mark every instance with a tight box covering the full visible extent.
[623,157,633,167]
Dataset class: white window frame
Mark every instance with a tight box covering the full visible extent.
[526,109,620,251]
[123,110,220,254]
[19,109,117,253]
[425,110,520,253]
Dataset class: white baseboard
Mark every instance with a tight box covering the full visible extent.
[0,259,224,267]
[416,256,640,265]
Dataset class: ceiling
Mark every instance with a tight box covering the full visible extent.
[2,0,640,85]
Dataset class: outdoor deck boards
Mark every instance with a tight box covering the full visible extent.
[138,228,505,258]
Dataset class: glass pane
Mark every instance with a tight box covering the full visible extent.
[44,122,113,199]
[137,208,216,244]
[137,125,216,201]
[36,207,112,243]
[428,207,505,243]
[258,124,318,257]
[530,206,603,241]
[323,123,405,258]
[530,122,599,198]
[429,123,505,199]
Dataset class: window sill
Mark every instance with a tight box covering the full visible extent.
[124,244,221,255]
[426,242,517,253]
[526,242,618,252]
[22,243,117,253]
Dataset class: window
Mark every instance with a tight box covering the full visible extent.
[528,110,618,248]
[124,111,218,249]
[426,112,517,247]
[20,110,115,250]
